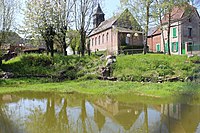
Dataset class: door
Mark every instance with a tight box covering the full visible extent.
[182,43,186,54]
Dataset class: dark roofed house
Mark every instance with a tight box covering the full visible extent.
[89,5,143,55]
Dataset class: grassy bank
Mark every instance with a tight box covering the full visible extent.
[1,54,199,82]
[113,54,200,82]
[1,54,103,80]
[0,54,199,99]
[0,79,199,98]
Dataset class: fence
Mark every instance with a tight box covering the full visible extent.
[117,49,144,55]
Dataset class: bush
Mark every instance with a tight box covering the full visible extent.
[21,54,53,67]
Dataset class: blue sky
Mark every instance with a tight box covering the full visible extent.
[103,0,121,19]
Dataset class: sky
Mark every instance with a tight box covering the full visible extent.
[103,0,121,19]
[16,0,121,37]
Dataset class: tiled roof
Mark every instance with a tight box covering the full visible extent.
[162,7,185,24]
[161,4,197,24]
[89,16,118,36]
[148,27,158,36]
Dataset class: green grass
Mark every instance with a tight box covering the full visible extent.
[1,54,103,80]
[113,54,199,81]
[0,79,199,98]
[0,54,199,100]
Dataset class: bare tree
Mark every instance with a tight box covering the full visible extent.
[74,0,100,56]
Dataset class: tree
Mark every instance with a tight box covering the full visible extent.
[54,0,76,56]
[120,0,153,54]
[153,0,194,55]
[0,0,20,65]
[74,0,100,56]
[23,0,61,57]
[67,30,80,55]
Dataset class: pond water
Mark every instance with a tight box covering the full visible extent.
[0,92,199,133]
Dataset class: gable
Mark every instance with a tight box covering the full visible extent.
[161,4,199,24]
[89,9,142,37]
[114,9,142,31]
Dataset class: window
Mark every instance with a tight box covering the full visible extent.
[187,43,193,52]
[172,28,177,38]
[171,42,178,52]
[98,36,100,45]
[126,34,131,45]
[102,34,104,44]
[106,32,109,42]
[156,44,161,52]
[92,38,94,46]
[188,28,192,37]
[95,37,97,45]
[165,43,168,53]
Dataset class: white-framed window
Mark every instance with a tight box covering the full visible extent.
[171,42,178,52]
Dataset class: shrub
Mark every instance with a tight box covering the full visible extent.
[21,54,53,67]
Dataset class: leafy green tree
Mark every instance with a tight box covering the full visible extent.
[23,0,67,57]
[67,30,80,55]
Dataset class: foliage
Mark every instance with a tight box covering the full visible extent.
[1,54,103,80]
[67,30,80,55]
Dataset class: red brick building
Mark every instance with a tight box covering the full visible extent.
[148,27,161,52]
[147,5,200,55]
[89,4,143,55]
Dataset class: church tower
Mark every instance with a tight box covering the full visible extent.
[93,4,105,28]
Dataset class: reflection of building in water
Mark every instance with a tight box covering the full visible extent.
[160,104,200,133]
[92,97,143,130]
[94,109,105,131]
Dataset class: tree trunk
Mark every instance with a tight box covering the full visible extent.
[156,0,167,54]
[167,12,171,55]
[144,1,150,54]
[0,42,2,66]
[49,41,54,57]
[73,49,76,55]
[80,30,86,56]
[87,40,91,56]
[0,58,2,66]
[62,37,67,56]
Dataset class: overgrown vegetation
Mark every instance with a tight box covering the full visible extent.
[1,54,199,83]
[1,54,103,81]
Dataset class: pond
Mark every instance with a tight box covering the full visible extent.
[0,92,199,133]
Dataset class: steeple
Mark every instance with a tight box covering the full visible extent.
[93,3,105,28]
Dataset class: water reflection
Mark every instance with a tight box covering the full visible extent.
[0,93,199,133]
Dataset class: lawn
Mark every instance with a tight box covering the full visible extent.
[0,79,199,98]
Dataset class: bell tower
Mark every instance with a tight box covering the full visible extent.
[93,4,105,28]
